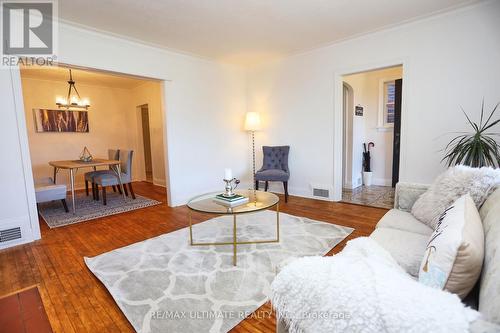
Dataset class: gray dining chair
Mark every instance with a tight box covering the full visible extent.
[85,149,120,199]
[93,150,135,205]
[255,146,290,202]
[35,177,69,212]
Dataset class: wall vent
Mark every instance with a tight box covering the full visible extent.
[312,188,330,198]
[0,227,22,243]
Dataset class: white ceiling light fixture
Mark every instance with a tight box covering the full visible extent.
[55,69,90,110]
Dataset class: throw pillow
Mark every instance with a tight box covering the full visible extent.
[419,194,484,298]
[411,165,500,229]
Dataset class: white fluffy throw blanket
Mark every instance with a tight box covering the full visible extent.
[271,237,479,333]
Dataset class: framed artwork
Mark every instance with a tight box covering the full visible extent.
[355,105,364,116]
[33,108,89,133]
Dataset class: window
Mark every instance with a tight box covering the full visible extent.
[378,78,398,130]
[384,81,395,125]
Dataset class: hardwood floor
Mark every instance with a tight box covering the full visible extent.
[0,182,388,333]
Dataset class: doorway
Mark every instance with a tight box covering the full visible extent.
[140,104,154,182]
[340,65,403,208]
[18,64,169,231]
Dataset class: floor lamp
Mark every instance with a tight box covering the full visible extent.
[244,112,261,190]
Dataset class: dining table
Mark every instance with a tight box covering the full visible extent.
[48,159,126,214]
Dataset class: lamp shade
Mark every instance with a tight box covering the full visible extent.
[244,112,261,131]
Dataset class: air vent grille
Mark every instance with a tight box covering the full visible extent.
[0,227,22,243]
[313,188,330,198]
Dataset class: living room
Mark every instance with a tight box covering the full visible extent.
[0,1,499,332]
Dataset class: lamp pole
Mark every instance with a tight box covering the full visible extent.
[244,111,261,192]
[251,130,256,190]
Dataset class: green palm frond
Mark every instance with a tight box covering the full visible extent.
[442,101,500,168]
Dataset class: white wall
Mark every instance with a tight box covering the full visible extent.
[0,68,39,249]
[130,81,167,187]
[0,21,248,248]
[247,1,500,199]
[344,66,402,188]
[21,77,146,188]
[56,24,249,206]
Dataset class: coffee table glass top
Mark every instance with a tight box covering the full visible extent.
[187,190,279,214]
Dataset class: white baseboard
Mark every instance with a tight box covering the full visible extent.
[262,182,336,202]
[170,181,340,207]
[343,181,353,189]
[153,178,166,187]
[373,178,392,186]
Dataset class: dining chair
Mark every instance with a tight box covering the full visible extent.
[35,177,69,213]
[85,149,119,200]
[255,146,290,202]
[93,150,135,205]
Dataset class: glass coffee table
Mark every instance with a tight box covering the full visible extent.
[187,190,280,266]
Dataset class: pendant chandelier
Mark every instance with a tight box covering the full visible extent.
[55,69,90,110]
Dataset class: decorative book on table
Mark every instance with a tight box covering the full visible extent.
[215,194,246,201]
[213,194,249,207]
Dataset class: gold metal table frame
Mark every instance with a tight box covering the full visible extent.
[187,190,280,266]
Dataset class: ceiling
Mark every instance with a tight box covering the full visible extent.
[58,0,479,66]
[20,65,151,89]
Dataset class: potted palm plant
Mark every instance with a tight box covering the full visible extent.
[443,101,500,167]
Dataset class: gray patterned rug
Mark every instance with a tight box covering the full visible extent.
[85,211,353,333]
[38,192,161,228]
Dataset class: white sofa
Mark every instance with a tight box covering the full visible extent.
[277,182,500,332]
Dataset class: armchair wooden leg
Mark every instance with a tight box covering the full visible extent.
[128,183,136,199]
[95,184,99,201]
[283,181,289,203]
[265,181,269,192]
[117,185,122,195]
[102,186,107,205]
[112,185,117,192]
[255,181,259,190]
[61,199,69,213]
[85,180,89,196]
[123,184,129,197]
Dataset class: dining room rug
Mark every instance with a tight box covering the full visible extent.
[38,192,161,228]
[85,210,354,333]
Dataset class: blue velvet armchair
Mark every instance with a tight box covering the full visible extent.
[255,146,290,202]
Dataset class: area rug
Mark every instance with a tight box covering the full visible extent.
[38,192,161,228]
[85,210,354,333]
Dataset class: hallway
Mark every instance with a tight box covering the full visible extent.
[342,185,394,209]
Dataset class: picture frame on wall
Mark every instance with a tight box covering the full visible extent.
[355,105,364,116]
[33,109,89,133]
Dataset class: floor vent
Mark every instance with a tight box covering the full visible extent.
[313,188,330,198]
[0,227,22,243]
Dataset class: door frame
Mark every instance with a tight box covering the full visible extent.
[136,104,151,182]
[392,78,403,187]
[12,62,174,244]
[333,58,409,201]
[342,82,354,189]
